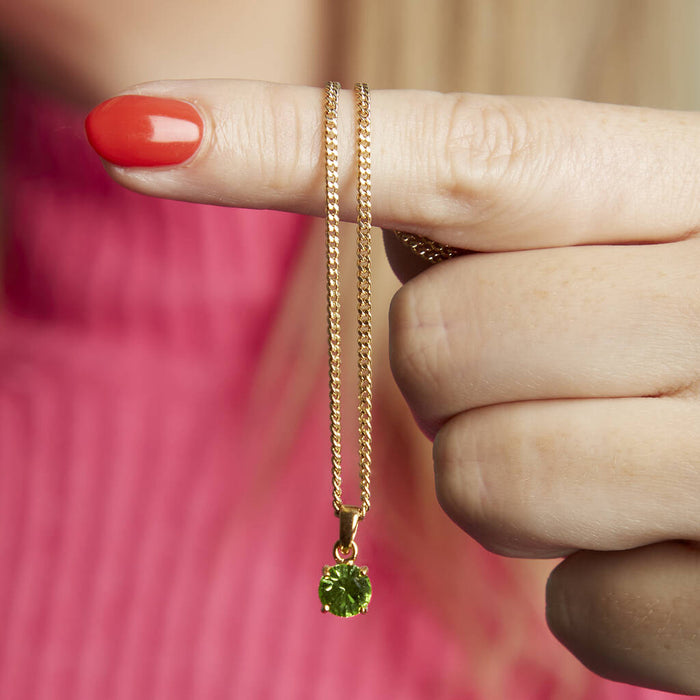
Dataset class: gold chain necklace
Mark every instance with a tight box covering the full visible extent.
[317,83,460,617]
[318,81,373,618]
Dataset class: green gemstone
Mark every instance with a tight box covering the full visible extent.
[319,563,372,617]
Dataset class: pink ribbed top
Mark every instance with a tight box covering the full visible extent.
[0,77,674,700]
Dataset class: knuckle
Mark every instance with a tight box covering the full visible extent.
[433,416,489,532]
[547,548,700,694]
[389,278,452,414]
[210,104,235,163]
[260,89,310,196]
[434,409,562,557]
[438,94,538,221]
[214,83,310,197]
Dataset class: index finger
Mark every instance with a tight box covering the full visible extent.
[86,79,700,251]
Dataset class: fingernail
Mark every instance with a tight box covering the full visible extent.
[85,95,204,167]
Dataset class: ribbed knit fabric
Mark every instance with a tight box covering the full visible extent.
[0,77,674,700]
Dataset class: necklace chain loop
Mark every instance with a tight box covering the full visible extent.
[324,81,372,520]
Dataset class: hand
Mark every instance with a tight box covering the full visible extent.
[88,80,700,694]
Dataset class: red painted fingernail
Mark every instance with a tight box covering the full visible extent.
[85,95,204,167]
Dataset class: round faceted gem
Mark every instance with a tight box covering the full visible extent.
[319,563,372,617]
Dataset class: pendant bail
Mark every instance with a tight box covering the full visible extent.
[338,505,362,550]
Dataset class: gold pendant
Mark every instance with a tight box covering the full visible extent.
[319,506,372,617]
